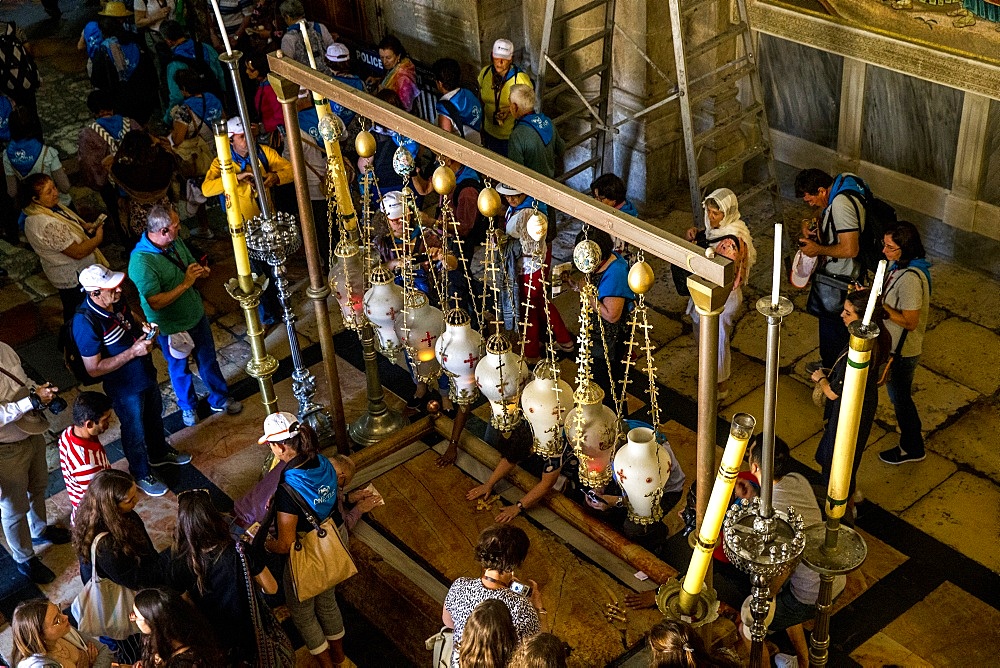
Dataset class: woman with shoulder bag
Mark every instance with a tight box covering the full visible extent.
[168,489,282,667]
[11,599,114,668]
[131,587,221,668]
[810,289,890,512]
[260,412,353,668]
[72,469,166,663]
[877,221,932,466]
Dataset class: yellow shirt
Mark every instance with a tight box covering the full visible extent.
[201,143,294,221]
[478,65,533,141]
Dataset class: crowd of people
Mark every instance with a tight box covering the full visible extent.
[0,1,940,666]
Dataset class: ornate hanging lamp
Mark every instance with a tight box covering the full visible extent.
[436,307,484,406]
[363,265,404,358]
[521,360,573,457]
[476,333,528,432]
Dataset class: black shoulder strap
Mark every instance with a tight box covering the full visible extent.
[279,481,326,529]
[193,39,205,66]
[437,98,465,138]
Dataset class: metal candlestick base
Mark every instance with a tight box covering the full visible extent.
[724,497,806,664]
[246,211,334,444]
[224,273,279,413]
[349,323,408,448]
[802,522,867,668]
[756,295,794,319]
[655,578,720,627]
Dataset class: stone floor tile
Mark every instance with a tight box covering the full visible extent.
[651,335,699,401]
[928,262,1000,330]
[857,433,957,513]
[919,317,1000,396]
[874,365,980,434]
[217,311,249,337]
[0,283,33,310]
[901,472,1000,573]
[639,256,691,316]
[879,581,1000,666]
[210,320,238,350]
[851,632,934,668]
[23,274,57,299]
[644,308,684,348]
[926,400,1000,479]
[731,306,818,368]
[721,375,825,448]
[789,429,824,473]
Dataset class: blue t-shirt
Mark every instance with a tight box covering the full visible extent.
[436,88,483,133]
[331,74,365,126]
[597,251,635,303]
[83,21,103,59]
[74,297,157,393]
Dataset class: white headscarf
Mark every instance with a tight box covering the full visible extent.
[703,188,756,269]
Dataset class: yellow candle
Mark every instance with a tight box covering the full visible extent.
[825,331,874,519]
[314,102,358,232]
[213,131,252,280]
[681,413,755,605]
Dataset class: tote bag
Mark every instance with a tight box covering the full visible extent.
[281,483,357,601]
[71,532,140,639]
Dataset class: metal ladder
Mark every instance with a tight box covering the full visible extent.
[536,0,617,185]
[536,0,781,223]
[668,0,781,223]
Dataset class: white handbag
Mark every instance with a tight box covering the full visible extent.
[425,626,454,668]
[71,532,140,639]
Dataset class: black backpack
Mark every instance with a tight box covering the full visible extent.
[58,307,100,386]
[834,175,897,284]
[171,40,222,99]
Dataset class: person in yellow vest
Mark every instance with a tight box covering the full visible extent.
[201,116,293,219]
[477,38,533,156]
[201,117,294,325]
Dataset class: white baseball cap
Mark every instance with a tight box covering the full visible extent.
[167,331,195,359]
[258,411,301,444]
[790,249,819,289]
[381,191,405,219]
[496,183,521,196]
[325,42,350,63]
[79,264,125,291]
[492,38,514,59]
[227,116,245,137]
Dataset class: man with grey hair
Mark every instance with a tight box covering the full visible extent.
[128,204,242,427]
[279,0,337,76]
[507,83,563,179]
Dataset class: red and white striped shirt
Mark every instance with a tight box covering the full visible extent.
[59,426,111,512]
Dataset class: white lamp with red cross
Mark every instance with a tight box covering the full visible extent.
[436,308,484,405]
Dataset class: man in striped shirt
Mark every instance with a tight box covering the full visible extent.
[58,391,113,513]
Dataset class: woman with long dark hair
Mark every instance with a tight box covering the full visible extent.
[260,412,350,668]
[168,489,277,665]
[811,289,891,506]
[72,468,165,662]
[131,587,221,667]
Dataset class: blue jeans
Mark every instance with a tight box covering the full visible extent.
[158,315,229,412]
[108,383,167,480]
[887,354,923,456]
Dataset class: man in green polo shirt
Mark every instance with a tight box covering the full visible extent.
[128,204,242,427]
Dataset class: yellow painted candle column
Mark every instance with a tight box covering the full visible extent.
[680,412,756,613]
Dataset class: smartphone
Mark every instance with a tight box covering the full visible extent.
[199,254,209,267]
[510,580,532,598]
[96,213,107,226]
[144,324,159,340]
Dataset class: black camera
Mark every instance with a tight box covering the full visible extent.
[29,389,67,415]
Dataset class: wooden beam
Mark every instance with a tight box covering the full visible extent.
[267,55,733,288]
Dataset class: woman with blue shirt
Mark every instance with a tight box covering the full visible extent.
[568,227,635,397]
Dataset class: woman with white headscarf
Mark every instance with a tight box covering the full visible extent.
[684,188,756,399]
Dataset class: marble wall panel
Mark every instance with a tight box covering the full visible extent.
[979,99,1000,206]
[861,66,963,189]
[758,34,842,150]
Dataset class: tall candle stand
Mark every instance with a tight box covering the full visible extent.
[244,212,334,441]
[801,318,876,667]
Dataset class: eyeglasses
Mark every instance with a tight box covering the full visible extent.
[883,243,901,251]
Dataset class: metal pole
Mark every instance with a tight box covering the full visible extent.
[270,75,350,452]
[212,120,279,415]
[350,321,408,447]
[218,51,273,218]
[757,296,793,517]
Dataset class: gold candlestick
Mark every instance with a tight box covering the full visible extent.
[212,121,279,415]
